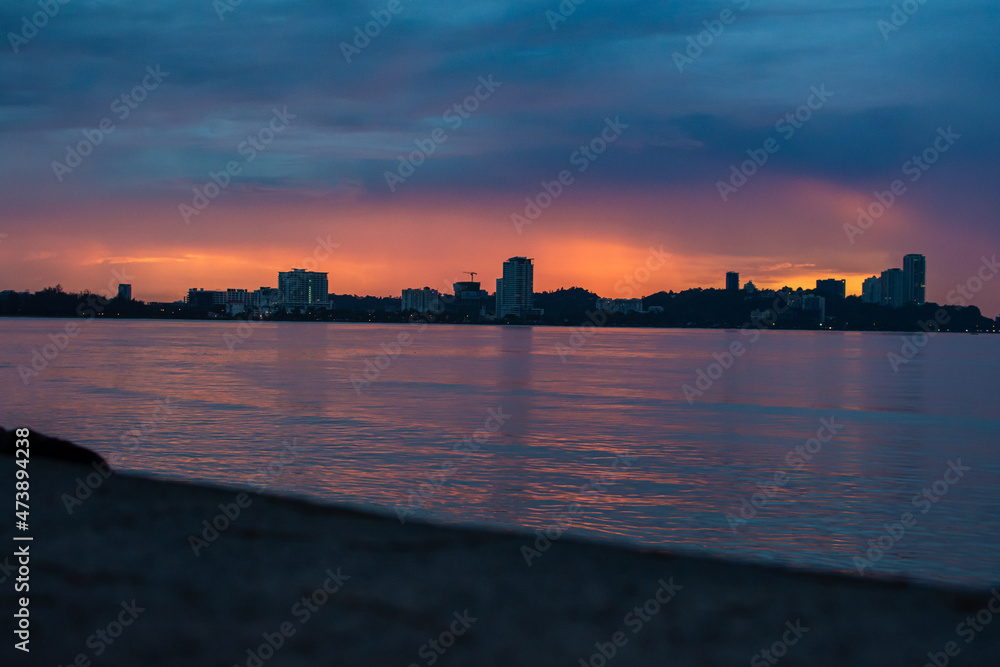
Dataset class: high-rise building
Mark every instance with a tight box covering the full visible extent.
[117,284,132,300]
[815,279,846,299]
[278,269,329,311]
[726,271,739,292]
[250,287,282,315]
[452,281,488,319]
[880,268,906,308]
[401,287,441,313]
[226,288,249,304]
[187,288,226,308]
[861,276,881,304]
[496,257,539,319]
[903,254,926,304]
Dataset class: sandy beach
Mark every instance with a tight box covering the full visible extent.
[3,427,998,666]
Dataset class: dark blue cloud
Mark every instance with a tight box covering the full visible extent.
[0,0,996,213]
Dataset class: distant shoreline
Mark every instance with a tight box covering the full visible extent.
[4,285,996,334]
[0,312,996,335]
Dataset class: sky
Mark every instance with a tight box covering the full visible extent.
[1,0,998,314]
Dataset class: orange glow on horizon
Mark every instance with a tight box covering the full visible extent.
[2,175,995,315]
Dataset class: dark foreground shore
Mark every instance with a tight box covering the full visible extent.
[2,429,998,666]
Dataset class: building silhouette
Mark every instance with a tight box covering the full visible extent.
[880,268,906,308]
[861,276,881,304]
[278,269,329,311]
[401,287,441,313]
[726,271,739,292]
[187,288,226,308]
[452,280,489,319]
[815,279,845,299]
[903,254,926,305]
[226,288,248,304]
[751,290,825,325]
[117,284,132,300]
[596,297,644,314]
[496,257,540,319]
[251,287,282,316]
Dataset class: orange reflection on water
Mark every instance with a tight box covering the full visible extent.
[2,319,998,588]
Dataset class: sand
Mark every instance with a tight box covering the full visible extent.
[2,428,998,666]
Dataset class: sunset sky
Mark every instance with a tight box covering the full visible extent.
[2,0,997,314]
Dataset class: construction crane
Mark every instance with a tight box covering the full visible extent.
[465,271,477,282]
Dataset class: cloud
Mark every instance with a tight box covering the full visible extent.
[0,0,997,313]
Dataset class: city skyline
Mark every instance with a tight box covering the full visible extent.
[2,249,952,304]
[0,242,990,314]
[3,251,955,314]
[0,2,996,315]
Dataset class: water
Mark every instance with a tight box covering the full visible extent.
[2,318,998,589]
